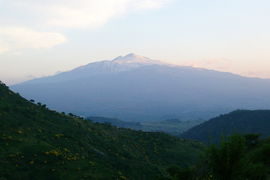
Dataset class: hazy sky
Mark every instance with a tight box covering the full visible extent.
[0,0,270,85]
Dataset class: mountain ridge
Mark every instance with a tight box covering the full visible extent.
[181,110,270,143]
[17,53,270,85]
[12,54,270,122]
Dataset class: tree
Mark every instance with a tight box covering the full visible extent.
[206,135,246,180]
[204,135,268,180]
[164,135,269,180]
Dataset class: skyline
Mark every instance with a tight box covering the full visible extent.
[1,0,270,84]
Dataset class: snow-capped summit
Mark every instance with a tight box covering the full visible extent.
[112,53,165,65]
[68,53,167,76]
[113,53,151,62]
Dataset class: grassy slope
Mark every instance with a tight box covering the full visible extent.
[0,82,203,180]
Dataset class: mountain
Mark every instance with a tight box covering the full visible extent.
[0,81,203,179]
[181,110,270,143]
[11,53,270,122]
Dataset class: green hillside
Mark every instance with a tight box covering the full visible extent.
[0,81,203,180]
[182,110,270,143]
[164,134,270,180]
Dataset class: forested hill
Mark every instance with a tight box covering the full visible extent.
[182,110,270,143]
[0,81,203,180]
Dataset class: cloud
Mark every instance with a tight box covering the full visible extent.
[9,0,170,29]
[0,47,9,54]
[0,0,169,53]
[0,27,67,53]
[130,0,170,10]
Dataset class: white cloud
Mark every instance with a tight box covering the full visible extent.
[0,0,169,53]
[131,0,170,10]
[0,27,67,53]
[0,47,9,54]
[9,0,170,29]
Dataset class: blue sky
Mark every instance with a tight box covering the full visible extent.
[0,0,270,84]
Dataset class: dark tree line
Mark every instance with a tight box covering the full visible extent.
[164,134,270,180]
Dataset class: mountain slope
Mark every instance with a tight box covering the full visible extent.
[0,81,203,180]
[181,110,270,143]
[12,54,270,122]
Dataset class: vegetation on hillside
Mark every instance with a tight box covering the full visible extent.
[182,110,270,143]
[0,81,203,180]
[163,134,270,180]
